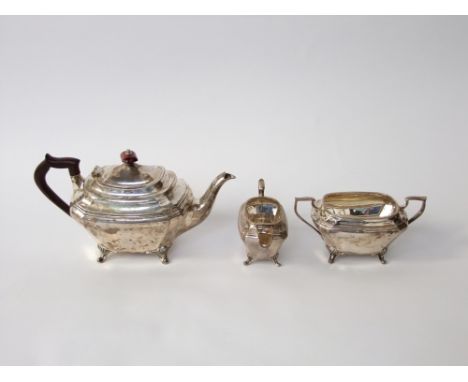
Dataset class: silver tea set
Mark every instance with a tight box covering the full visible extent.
[34,150,426,266]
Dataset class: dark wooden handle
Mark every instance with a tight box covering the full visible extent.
[34,154,81,215]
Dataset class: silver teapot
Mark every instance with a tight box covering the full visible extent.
[34,150,235,264]
[238,179,288,266]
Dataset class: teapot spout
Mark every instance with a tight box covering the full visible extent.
[183,172,235,233]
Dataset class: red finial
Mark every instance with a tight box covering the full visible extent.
[120,149,138,165]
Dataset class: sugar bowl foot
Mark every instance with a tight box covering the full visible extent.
[328,250,337,264]
[327,248,388,264]
[97,244,110,263]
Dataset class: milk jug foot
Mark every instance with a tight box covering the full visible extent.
[272,254,282,267]
[328,250,337,264]
[244,256,253,266]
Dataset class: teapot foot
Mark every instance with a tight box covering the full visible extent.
[272,254,282,267]
[328,250,338,264]
[97,245,110,263]
[157,245,170,264]
[378,248,387,264]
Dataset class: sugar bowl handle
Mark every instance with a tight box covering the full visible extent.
[294,197,321,236]
[34,154,81,216]
[402,196,427,224]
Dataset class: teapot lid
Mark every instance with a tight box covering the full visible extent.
[94,149,169,191]
[71,150,191,222]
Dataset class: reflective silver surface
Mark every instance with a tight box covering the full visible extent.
[70,150,235,263]
[238,179,288,266]
[294,192,426,264]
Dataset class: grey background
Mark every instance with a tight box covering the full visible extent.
[0,16,467,365]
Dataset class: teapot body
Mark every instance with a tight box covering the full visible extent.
[70,181,195,256]
[34,150,235,264]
